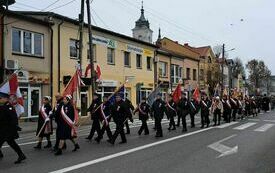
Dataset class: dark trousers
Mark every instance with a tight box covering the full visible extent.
[177,113,181,126]
[98,124,113,140]
[169,117,176,129]
[190,113,196,127]
[201,111,210,127]
[112,123,126,143]
[139,119,149,134]
[124,120,130,133]
[227,109,232,123]
[181,111,188,131]
[155,118,163,136]
[0,139,24,157]
[88,119,101,139]
[213,109,221,125]
[232,109,238,121]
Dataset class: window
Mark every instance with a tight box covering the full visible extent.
[124,51,131,67]
[200,69,204,80]
[70,39,79,58]
[193,69,197,81]
[208,56,212,63]
[12,28,44,57]
[87,44,96,62]
[136,54,142,69]
[159,61,167,77]
[107,48,115,64]
[186,68,191,80]
[147,57,152,70]
[171,64,182,83]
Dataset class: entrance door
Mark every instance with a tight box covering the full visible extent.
[80,92,88,117]
[30,87,41,117]
[20,87,29,118]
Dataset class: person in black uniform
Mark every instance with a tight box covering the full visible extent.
[134,97,150,135]
[124,97,134,134]
[189,98,198,128]
[251,97,258,117]
[262,94,270,112]
[178,93,190,132]
[108,94,131,144]
[244,96,251,117]
[166,94,177,131]
[230,95,239,121]
[95,96,113,143]
[86,93,102,141]
[200,95,211,128]
[151,93,166,137]
[34,96,53,149]
[222,95,232,123]
[55,95,80,155]
[0,92,26,164]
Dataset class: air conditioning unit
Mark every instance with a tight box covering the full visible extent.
[154,56,159,63]
[5,59,19,70]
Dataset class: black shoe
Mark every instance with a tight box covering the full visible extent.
[54,149,62,156]
[168,127,171,131]
[171,127,176,130]
[144,132,149,135]
[85,136,92,140]
[119,141,127,144]
[14,154,26,164]
[107,140,115,145]
[138,131,142,135]
[155,134,163,137]
[0,150,3,158]
[72,144,80,152]
[182,129,187,132]
[44,142,52,148]
[95,137,101,144]
[126,131,130,134]
[62,143,67,150]
[34,142,42,149]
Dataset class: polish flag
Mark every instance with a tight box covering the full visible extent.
[172,83,182,103]
[0,73,24,117]
[192,87,200,102]
[84,64,102,80]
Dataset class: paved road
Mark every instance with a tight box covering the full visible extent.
[1,112,275,173]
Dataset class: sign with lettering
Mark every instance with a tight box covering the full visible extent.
[126,44,144,54]
[91,35,117,48]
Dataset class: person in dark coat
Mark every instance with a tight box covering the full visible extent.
[230,95,239,121]
[0,92,26,164]
[251,97,258,117]
[151,93,166,137]
[189,98,199,128]
[222,95,232,123]
[95,96,113,143]
[134,97,150,135]
[262,94,270,112]
[124,97,134,134]
[166,94,177,131]
[244,96,251,117]
[86,93,102,141]
[108,94,131,144]
[200,95,211,128]
[54,95,80,155]
[34,96,53,149]
[178,93,190,132]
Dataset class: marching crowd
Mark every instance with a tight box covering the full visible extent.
[0,90,272,164]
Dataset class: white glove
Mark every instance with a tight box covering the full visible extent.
[45,117,50,122]
[49,111,53,115]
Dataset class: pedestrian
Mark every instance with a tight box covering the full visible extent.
[244,96,251,117]
[54,95,80,155]
[230,95,239,121]
[262,94,270,112]
[0,92,26,164]
[86,93,102,142]
[95,95,113,143]
[222,95,231,123]
[151,93,166,137]
[200,95,211,128]
[189,98,199,128]
[108,94,131,145]
[34,96,53,149]
[124,97,135,134]
[166,94,177,131]
[134,97,150,135]
[251,97,258,117]
[237,95,245,120]
[178,93,190,132]
[211,96,223,126]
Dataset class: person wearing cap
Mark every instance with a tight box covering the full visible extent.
[189,97,199,128]
[86,93,102,141]
[221,95,232,123]
[54,95,80,155]
[262,94,270,112]
[244,95,251,117]
[199,95,211,128]
[34,96,53,149]
[177,93,190,132]
[0,92,26,164]
[230,95,239,121]
[251,96,258,117]
[210,96,223,126]
[108,94,131,144]
[151,93,166,137]
[166,94,177,131]
[134,97,150,135]
[237,95,244,120]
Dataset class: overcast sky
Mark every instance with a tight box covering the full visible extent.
[10,0,275,74]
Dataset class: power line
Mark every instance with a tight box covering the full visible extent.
[91,8,111,30]
[41,0,62,11]
[48,0,77,12]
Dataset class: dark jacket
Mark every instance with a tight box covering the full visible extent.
[166,100,177,119]
[124,98,134,120]
[0,102,19,141]
[151,98,166,120]
[57,102,75,140]
[200,99,211,114]
[189,100,199,115]
[36,103,53,137]
[110,100,131,124]
[178,97,190,115]
[134,102,150,120]
[87,98,102,120]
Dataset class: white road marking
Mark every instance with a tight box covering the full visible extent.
[215,122,239,129]
[248,119,260,122]
[233,122,257,130]
[263,120,275,123]
[207,134,238,158]
[254,124,275,132]
[49,127,214,173]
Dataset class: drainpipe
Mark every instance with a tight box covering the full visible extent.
[0,13,5,83]
[57,19,64,92]
[49,26,53,99]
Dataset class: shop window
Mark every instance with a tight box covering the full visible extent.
[159,61,167,77]
[193,69,197,81]
[70,39,79,58]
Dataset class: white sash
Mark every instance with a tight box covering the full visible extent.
[61,106,77,137]
[190,102,196,111]
[202,100,208,108]
[100,104,109,126]
[40,105,52,134]
[138,104,147,115]
[231,98,237,106]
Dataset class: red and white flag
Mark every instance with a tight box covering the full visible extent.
[193,87,200,102]
[172,83,182,103]
[0,73,24,117]
[84,64,102,80]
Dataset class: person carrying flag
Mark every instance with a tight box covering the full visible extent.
[200,94,211,128]
[134,97,150,135]
[55,95,80,155]
[151,93,166,137]
[86,93,102,142]
[166,94,177,131]
[34,96,53,149]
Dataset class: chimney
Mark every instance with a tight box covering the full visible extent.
[184,43,189,46]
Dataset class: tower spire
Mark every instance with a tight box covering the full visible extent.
[158,27,161,40]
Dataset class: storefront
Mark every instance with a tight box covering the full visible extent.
[97,80,118,98]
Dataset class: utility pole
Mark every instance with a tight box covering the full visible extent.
[86,0,96,94]
[221,43,225,95]
[78,0,85,71]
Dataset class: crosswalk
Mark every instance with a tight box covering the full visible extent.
[230,121,275,132]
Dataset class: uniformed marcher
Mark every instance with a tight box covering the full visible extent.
[124,97,134,134]
[244,96,251,117]
[251,97,258,117]
[222,95,232,123]
[54,95,80,155]
[262,94,270,112]
[108,94,131,144]
[237,95,245,120]
[189,98,199,128]
[0,92,26,164]
[230,95,239,121]
[200,95,211,128]
[211,96,223,126]
[34,96,53,149]
[151,93,166,137]
[178,93,190,132]
[95,96,113,143]
[86,93,102,141]
[166,94,177,131]
[134,97,150,135]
